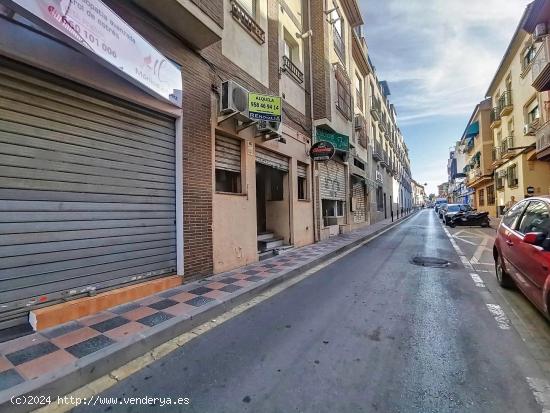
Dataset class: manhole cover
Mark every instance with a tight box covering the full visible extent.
[411,256,451,268]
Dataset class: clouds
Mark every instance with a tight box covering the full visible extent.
[361,0,528,124]
[359,0,529,194]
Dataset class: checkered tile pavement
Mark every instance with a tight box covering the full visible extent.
[0,214,410,394]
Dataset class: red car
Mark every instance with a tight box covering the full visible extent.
[493,196,550,316]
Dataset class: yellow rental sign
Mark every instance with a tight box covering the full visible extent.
[248,93,282,122]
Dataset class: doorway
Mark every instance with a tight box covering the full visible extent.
[255,162,290,251]
[384,193,387,219]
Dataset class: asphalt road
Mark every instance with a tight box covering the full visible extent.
[77,210,548,413]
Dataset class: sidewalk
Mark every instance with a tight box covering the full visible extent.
[0,212,416,412]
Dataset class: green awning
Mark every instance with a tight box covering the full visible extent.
[465,121,479,138]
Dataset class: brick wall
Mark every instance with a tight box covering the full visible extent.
[310,0,332,121]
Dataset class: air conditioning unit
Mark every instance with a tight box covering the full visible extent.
[220,80,250,120]
[354,115,363,130]
[534,23,548,40]
[257,120,282,136]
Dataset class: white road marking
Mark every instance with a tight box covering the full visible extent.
[526,377,550,413]
[453,236,478,246]
[470,237,489,264]
[459,255,474,270]
[470,273,485,287]
[486,304,511,330]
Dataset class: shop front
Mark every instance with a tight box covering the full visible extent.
[0,1,186,329]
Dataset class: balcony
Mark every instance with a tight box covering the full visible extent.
[372,141,383,161]
[333,27,346,64]
[492,146,503,167]
[230,0,265,44]
[133,0,222,50]
[536,119,550,160]
[490,107,501,129]
[281,55,304,84]
[379,119,387,133]
[499,90,513,117]
[501,136,515,158]
[370,96,381,121]
[532,35,550,92]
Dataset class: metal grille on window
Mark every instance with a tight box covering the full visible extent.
[215,135,241,173]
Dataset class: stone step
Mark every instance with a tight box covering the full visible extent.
[257,232,275,241]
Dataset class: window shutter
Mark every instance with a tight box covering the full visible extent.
[297,163,308,178]
[216,135,241,173]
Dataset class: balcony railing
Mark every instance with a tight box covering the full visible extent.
[230,0,265,44]
[501,136,514,157]
[282,55,304,84]
[370,96,381,121]
[333,27,345,64]
[532,35,550,92]
[490,107,501,128]
[372,141,383,161]
[499,90,513,116]
[536,119,550,156]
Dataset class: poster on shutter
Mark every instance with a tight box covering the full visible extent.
[7,0,183,107]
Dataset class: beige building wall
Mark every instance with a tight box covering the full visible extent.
[221,0,270,87]
[212,122,313,274]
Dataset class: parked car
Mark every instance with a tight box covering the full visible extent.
[442,204,472,225]
[493,196,550,318]
[438,203,449,220]
[434,199,447,214]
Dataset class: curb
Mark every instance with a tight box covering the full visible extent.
[1,212,417,412]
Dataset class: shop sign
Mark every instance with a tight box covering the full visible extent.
[248,93,282,121]
[310,141,335,162]
[315,128,349,152]
[7,0,183,107]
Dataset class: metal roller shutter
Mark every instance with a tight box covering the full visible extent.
[215,135,241,173]
[0,63,177,328]
[297,163,308,178]
[319,160,346,200]
[255,146,289,172]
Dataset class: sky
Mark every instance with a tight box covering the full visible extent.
[359,0,530,195]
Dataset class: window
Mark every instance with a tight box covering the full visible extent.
[376,186,384,211]
[502,201,527,229]
[332,9,345,64]
[527,104,540,124]
[487,185,495,206]
[522,44,536,70]
[517,201,550,235]
[215,135,242,193]
[322,199,344,217]
[507,164,518,187]
[335,68,352,119]
[297,162,308,200]
[496,176,505,190]
[478,189,485,206]
[283,29,299,63]
[507,119,514,136]
[240,0,257,19]
[355,73,363,112]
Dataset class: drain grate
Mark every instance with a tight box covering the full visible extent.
[411,256,451,268]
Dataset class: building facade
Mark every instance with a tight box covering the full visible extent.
[461,98,498,216]
[0,0,415,330]
[487,3,550,215]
